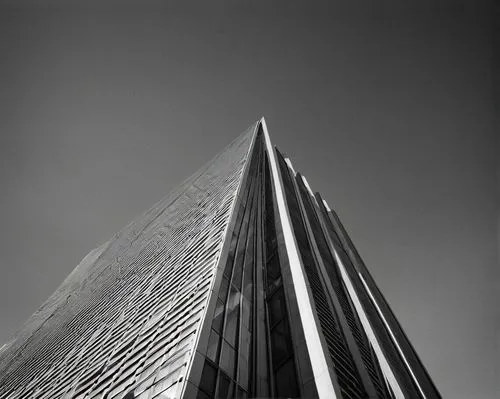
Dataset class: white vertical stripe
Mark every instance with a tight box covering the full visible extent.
[284,157,297,175]
[260,117,337,399]
[322,199,332,212]
[331,249,406,399]
[359,273,427,399]
[301,175,315,198]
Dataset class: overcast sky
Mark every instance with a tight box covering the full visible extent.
[0,1,497,398]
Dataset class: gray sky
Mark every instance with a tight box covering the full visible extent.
[0,1,497,398]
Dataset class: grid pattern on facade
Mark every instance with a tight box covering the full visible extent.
[195,131,264,399]
[0,124,257,399]
[261,155,300,398]
[194,135,302,399]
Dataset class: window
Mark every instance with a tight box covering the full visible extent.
[196,388,212,399]
[266,253,280,284]
[218,277,230,303]
[217,371,234,398]
[224,289,240,347]
[241,297,252,330]
[265,226,277,256]
[237,353,249,391]
[219,341,237,379]
[268,289,285,327]
[199,360,217,396]
[275,359,300,397]
[212,299,225,333]
[242,260,254,303]
[206,329,221,363]
[270,320,290,368]
[236,386,248,398]
[267,275,282,294]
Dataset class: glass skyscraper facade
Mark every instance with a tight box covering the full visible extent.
[0,119,440,399]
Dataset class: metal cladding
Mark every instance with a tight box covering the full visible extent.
[0,119,440,399]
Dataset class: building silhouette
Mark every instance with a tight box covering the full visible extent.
[0,118,440,399]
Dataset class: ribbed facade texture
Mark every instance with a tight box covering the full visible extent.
[0,119,440,399]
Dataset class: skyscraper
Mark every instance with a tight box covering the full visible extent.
[0,118,440,399]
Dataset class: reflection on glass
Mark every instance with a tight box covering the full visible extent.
[220,341,237,379]
[199,360,217,396]
[212,299,225,334]
[238,353,249,391]
[224,288,240,347]
[219,277,230,303]
[241,298,252,330]
[207,329,221,363]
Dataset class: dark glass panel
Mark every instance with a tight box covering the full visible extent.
[267,275,282,295]
[241,297,252,330]
[238,354,249,391]
[275,359,300,398]
[224,288,240,347]
[268,289,285,327]
[212,299,225,334]
[232,206,252,292]
[199,360,217,396]
[239,324,251,359]
[232,251,244,291]
[218,277,230,303]
[217,371,234,399]
[224,231,239,278]
[196,389,212,399]
[266,253,280,284]
[265,226,278,257]
[242,245,254,304]
[236,386,248,398]
[270,320,290,368]
[207,329,221,363]
[219,341,237,379]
